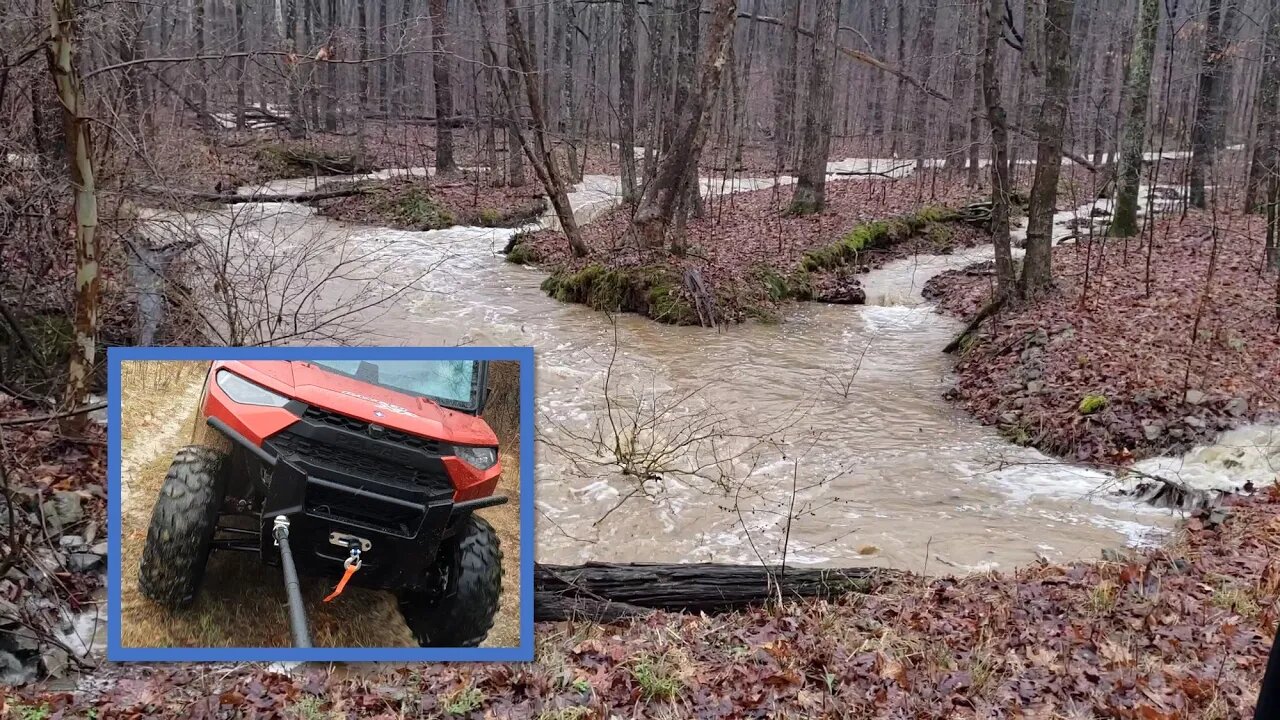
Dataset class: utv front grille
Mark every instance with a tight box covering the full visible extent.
[303,407,447,455]
[268,431,426,489]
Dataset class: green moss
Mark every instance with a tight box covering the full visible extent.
[505,243,535,265]
[541,264,696,324]
[1079,394,1108,415]
[477,207,502,226]
[801,207,960,272]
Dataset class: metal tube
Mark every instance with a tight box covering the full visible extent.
[207,417,277,466]
[272,516,312,648]
[452,495,509,514]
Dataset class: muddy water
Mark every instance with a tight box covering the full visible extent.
[145,167,1272,575]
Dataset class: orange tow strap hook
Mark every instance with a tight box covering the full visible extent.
[323,555,360,603]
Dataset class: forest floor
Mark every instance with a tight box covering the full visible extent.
[511,175,993,324]
[13,488,1280,718]
[923,205,1280,465]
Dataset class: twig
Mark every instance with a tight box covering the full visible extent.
[0,402,106,427]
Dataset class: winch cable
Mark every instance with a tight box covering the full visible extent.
[272,515,312,648]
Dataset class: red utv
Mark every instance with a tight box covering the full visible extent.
[137,359,506,648]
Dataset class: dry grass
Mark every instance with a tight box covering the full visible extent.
[118,360,522,649]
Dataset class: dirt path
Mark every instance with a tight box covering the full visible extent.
[119,375,204,524]
[118,362,520,649]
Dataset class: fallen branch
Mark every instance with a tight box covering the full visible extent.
[943,295,1007,354]
[142,186,370,205]
[0,402,106,427]
[534,561,890,622]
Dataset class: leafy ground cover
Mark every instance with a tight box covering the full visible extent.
[924,207,1280,464]
[12,488,1280,718]
[512,176,990,325]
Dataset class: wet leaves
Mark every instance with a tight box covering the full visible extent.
[14,489,1278,718]
[929,209,1280,466]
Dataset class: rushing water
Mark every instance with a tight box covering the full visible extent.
[137,163,1278,575]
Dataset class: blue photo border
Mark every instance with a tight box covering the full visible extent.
[106,345,536,663]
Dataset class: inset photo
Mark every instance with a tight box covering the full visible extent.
[107,347,532,662]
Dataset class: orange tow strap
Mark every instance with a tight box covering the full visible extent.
[323,556,360,603]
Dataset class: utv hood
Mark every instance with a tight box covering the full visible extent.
[218,360,498,447]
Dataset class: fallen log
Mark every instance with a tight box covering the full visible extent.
[145,185,370,205]
[533,562,889,622]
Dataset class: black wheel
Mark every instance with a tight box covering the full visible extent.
[399,514,503,647]
[137,445,228,607]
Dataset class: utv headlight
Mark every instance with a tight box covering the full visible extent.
[454,445,498,470]
[215,370,290,407]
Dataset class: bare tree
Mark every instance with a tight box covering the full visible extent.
[1246,5,1279,214]
[46,0,100,431]
[790,0,840,215]
[631,0,737,250]
[479,0,587,256]
[430,0,457,174]
[619,0,639,202]
[983,0,1016,298]
[1111,0,1160,238]
[1020,0,1074,297]
[1189,0,1223,209]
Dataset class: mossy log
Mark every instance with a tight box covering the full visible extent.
[533,562,890,622]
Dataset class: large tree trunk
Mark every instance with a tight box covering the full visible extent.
[47,0,100,433]
[619,0,639,202]
[1188,0,1223,209]
[559,0,580,183]
[505,14,526,186]
[430,0,457,174]
[1111,0,1160,238]
[983,0,1016,299]
[631,0,737,250]
[534,562,888,622]
[1245,6,1280,214]
[1020,0,1075,298]
[790,0,839,214]
[773,0,800,173]
[912,0,939,170]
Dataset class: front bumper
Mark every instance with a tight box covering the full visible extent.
[208,411,505,593]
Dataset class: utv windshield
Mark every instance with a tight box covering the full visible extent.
[307,360,481,411]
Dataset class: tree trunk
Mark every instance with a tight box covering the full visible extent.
[1246,6,1280,214]
[534,562,887,622]
[790,0,839,214]
[1111,0,1160,238]
[324,0,338,132]
[559,0,580,183]
[1188,0,1222,209]
[912,0,939,170]
[506,14,526,186]
[46,0,100,433]
[286,0,306,139]
[983,0,1016,298]
[967,1,984,188]
[619,0,639,201]
[235,0,247,129]
[773,0,800,173]
[480,0,586,256]
[430,0,457,174]
[1020,0,1074,298]
[631,0,737,250]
